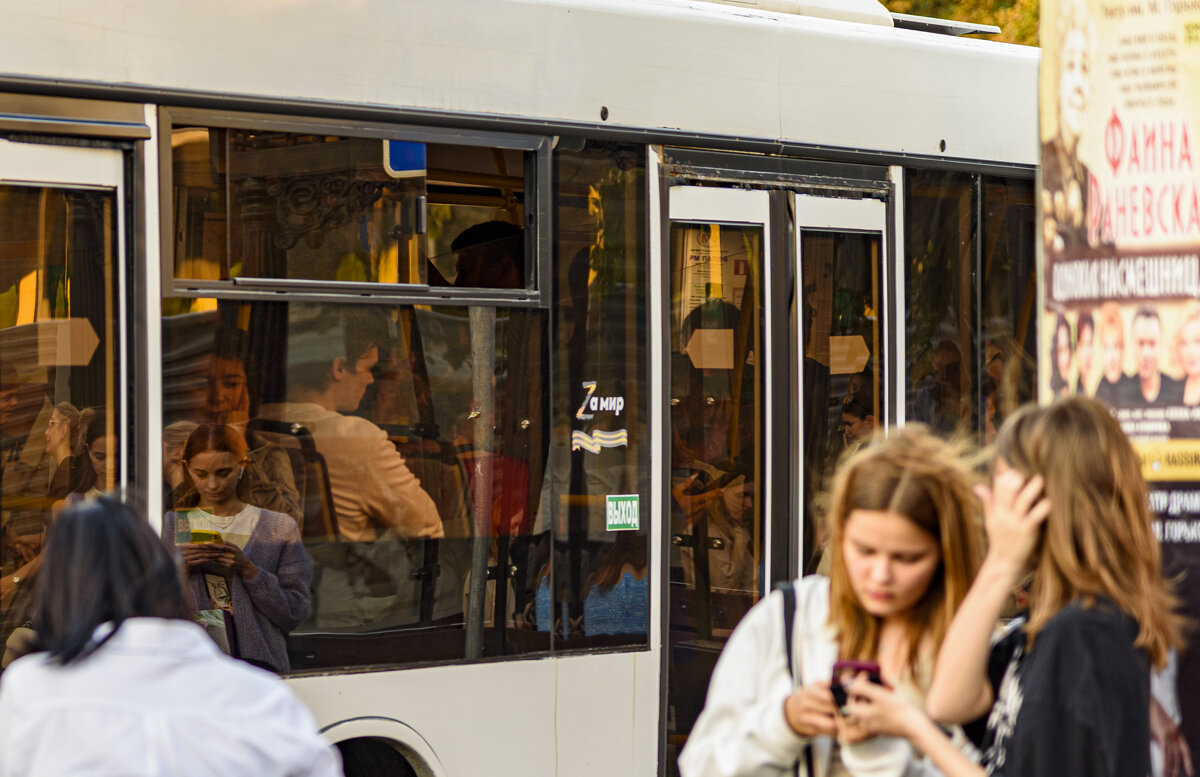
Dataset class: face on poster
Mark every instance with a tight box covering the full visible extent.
[1041,0,1200,477]
[1042,2,1200,769]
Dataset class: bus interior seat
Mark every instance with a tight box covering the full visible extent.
[246,418,339,542]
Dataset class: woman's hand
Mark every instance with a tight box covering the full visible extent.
[840,676,921,741]
[1152,695,1194,777]
[784,681,838,738]
[976,469,1050,575]
[180,542,224,569]
[211,540,259,581]
[671,474,722,527]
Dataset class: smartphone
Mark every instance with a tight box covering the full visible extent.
[190,529,223,544]
[832,659,883,685]
[830,660,882,714]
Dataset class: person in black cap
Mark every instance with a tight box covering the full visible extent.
[450,220,524,289]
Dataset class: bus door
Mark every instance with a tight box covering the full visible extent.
[664,185,772,766]
[793,193,886,576]
[0,139,126,651]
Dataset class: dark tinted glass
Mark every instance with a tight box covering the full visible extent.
[170,127,530,289]
[0,184,120,662]
[545,143,649,648]
[904,170,1036,443]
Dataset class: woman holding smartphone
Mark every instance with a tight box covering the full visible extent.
[842,397,1182,777]
[679,426,985,777]
[163,423,311,673]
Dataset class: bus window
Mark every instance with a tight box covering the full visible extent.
[905,170,976,439]
[161,297,549,669]
[904,170,1036,442]
[981,176,1037,435]
[0,176,122,666]
[667,213,764,755]
[169,126,530,290]
[548,143,649,648]
[799,231,882,571]
[164,131,648,671]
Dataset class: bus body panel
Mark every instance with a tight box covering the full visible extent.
[0,0,1035,164]
[287,651,658,776]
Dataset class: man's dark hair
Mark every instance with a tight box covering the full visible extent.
[31,495,189,664]
[287,305,391,392]
[842,393,873,421]
[1077,310,1095,338]
[1133,304,1161,326]
[450,220,525,280]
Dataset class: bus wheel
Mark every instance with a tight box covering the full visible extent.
[336,737,420,777]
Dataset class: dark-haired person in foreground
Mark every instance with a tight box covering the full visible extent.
[0,495,342,777]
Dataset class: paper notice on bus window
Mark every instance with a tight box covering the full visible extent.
[605,494,639,531]
[675,223,752,334]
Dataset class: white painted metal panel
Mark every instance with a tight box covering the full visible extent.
[793,194,884,231]
[287,650,655,777]
[0,0,1036,165]
[554,652,656,776]
[0,139,123,186]
[288,657,558,777]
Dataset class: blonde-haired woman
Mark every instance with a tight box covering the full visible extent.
[850,398,1182,777]
[1175,302,1200,406]
[679,426,984,777]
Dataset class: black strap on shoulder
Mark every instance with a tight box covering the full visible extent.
[775,581,812,776]
[777,581,797,681]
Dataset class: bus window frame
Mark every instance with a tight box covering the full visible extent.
[157,106,552,309]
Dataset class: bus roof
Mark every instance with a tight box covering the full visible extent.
[0,0,1038,165]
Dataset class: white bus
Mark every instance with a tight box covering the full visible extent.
[0,1,1037,774]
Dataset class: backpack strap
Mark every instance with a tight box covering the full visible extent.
[775,581,814,777]
[778,581,797,681]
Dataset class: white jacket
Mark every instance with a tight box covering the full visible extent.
[0,618,343,777]
[679,576,925,777]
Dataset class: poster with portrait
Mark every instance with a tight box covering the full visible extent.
[1041,0,1200,771]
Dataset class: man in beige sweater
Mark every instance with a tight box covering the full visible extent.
[259,306,442,543]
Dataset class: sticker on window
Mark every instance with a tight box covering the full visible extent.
[605,494,640,531]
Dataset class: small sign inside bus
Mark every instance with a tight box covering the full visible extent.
[605,494,640,531]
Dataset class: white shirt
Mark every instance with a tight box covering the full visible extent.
[0,618,343,777]
[179,504,262,549]
[679,576,929,777]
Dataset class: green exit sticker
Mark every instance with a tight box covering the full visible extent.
[605,494,640,531]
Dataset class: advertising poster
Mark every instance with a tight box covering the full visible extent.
[1041,0,1200,771]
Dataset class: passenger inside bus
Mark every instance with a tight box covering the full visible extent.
[450,220,524,289]
[911,340,968,436]
[840,392,874,449]
[0,364,55,513]
[68,408,115,504]
[258,305,443,544]
[165,423,312,673]
[162,420,199,512]
[44,403,81,500]
[670,299,756,605]
[581,531,648,637]
[192,348,301,524]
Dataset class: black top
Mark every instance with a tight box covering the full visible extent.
[980,601,1150,777]
[1094,373,1140,407]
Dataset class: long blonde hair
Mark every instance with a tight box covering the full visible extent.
[994,397,1182,668]
[826,425,984,674]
